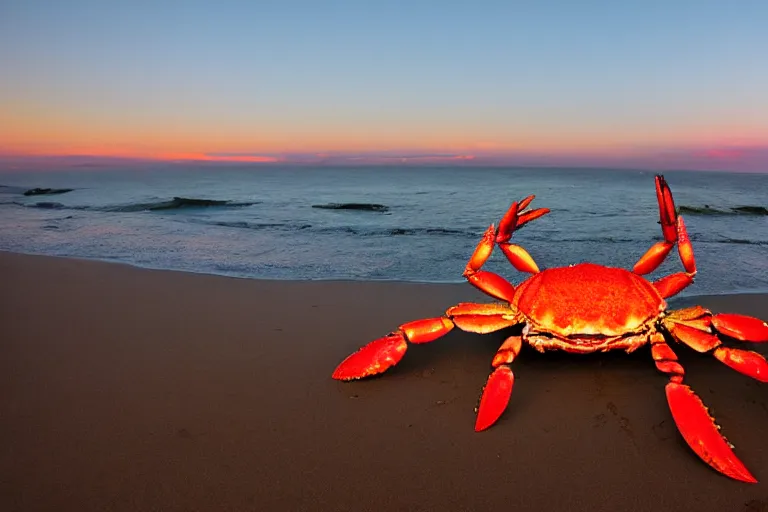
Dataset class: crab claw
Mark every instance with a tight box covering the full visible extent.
[656,174,678,244]
[517,194,535,211]
[475,365,514,432]
[517,208,550,228]
[332,333,408,381]
[712,313,768,342]
[665,382,757,483]
[496,202,519,244]
[496,196,550,244]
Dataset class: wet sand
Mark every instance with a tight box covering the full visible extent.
[1,251,767,511]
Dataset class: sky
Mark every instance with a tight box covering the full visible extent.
[1,0,767,171]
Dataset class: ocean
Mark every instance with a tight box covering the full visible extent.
[1,165,766,297]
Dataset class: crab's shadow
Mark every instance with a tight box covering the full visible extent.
[380,327,768,430]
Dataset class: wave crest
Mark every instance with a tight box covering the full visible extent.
[31,201,65,209]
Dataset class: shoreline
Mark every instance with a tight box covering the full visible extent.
[3,248,768,301]
[2,250,767,511]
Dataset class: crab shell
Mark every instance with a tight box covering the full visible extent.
[512,263,665,353]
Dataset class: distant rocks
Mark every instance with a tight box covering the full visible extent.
[678,204,768,216]
[23,187,73,196]
[732,205,768,215]
[147,197,232,210]
[107,197,258,212]
[312,202,390,212]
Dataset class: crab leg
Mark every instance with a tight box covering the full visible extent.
[652,272,694,299]
[665,307,768,342]
[634,175,697,289]
[650,332,757,483]
[713,348,768,382]
[664,313,768,381]
[666,384,757,483]
[475,335,522,432]
[463,196,549,300]
[446,302,519,333]
[712,313,768,342]
[634,242,674,276]
[332,303,519,381]
[331,317,452,380]
[666,322,720,352]
[463,225,517,303]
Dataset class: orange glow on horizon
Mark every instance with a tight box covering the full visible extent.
[0,142,765,162]
[3,97,768,161]
[159,152,281,163]
[3,135,766,163]
[1,101,766,168]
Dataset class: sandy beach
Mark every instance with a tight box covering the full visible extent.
[1,250,767,512]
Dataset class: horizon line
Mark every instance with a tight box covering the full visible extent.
[0,151,766,175]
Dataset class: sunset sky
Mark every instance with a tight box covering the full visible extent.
[1,0,767,171]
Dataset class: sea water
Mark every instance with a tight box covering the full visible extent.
[1,165,766,297]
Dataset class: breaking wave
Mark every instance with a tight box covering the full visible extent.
[197,222,767,245]
[678,205,768,216]
[385,227,472,236]
[189,218,475,237]
[210,220,313,231]
[215,222,768,246]
[29,201,66,209]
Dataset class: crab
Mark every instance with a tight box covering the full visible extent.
[332,174,768,483]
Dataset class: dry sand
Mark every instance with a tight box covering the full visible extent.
[1,251,767,512]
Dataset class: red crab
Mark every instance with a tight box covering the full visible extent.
[332,174,768,483]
